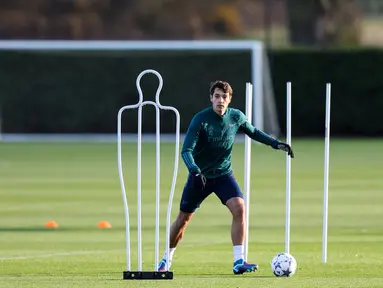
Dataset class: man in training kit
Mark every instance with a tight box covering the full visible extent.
[158,81,294,274]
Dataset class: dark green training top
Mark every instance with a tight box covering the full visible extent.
[181,107,280,179]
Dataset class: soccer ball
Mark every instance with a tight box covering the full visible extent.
[270,253,297,277]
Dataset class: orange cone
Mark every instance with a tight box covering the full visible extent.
[45,220,58,228]
[98,221,112,229]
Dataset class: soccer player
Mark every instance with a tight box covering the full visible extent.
[158,81,294,274]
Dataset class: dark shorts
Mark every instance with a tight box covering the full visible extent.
[180,172,243,213]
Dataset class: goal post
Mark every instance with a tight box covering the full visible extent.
[0,39,279,135]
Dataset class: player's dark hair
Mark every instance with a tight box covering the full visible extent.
[210,81,233,96]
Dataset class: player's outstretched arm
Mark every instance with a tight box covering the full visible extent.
[238,112,294,158]
[245,126,294,158]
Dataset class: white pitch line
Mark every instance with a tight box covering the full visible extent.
[0,240,229,261]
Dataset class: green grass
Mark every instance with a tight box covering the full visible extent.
[0,139,383,287]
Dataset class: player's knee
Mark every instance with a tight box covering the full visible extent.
[175,212,192,230]
[233,205,245,220]
[227,197,245,220]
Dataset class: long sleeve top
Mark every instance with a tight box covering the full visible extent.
[181,107,280,179]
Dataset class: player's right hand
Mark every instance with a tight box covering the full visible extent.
[190,172,207,190]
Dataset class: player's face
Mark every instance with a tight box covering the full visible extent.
[210,88,231,115]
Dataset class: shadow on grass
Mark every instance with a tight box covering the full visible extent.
[190,274,275,279]
[105,274,276,281]
[154,272,276,279]
[102,271,276,281]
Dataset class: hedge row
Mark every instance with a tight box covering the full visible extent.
[0,48,382,136]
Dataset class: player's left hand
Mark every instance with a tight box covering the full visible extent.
[277,142,294,158]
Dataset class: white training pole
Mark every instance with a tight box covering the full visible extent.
[244,82,253,261]
[137,104,143,271]
[155,104,161,271]
[285,82,292,254]
[322,83,331,263]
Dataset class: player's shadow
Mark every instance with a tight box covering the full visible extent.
[106,275,275,281]
[103,272,276,281]
[180,273,275,278]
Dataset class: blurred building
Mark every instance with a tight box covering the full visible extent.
[0,0,382,47]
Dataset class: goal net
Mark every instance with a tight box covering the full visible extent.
[0,40,280,138]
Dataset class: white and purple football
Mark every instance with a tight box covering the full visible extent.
[271,252,297,277]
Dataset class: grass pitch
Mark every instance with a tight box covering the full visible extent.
[0,139,383,288]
